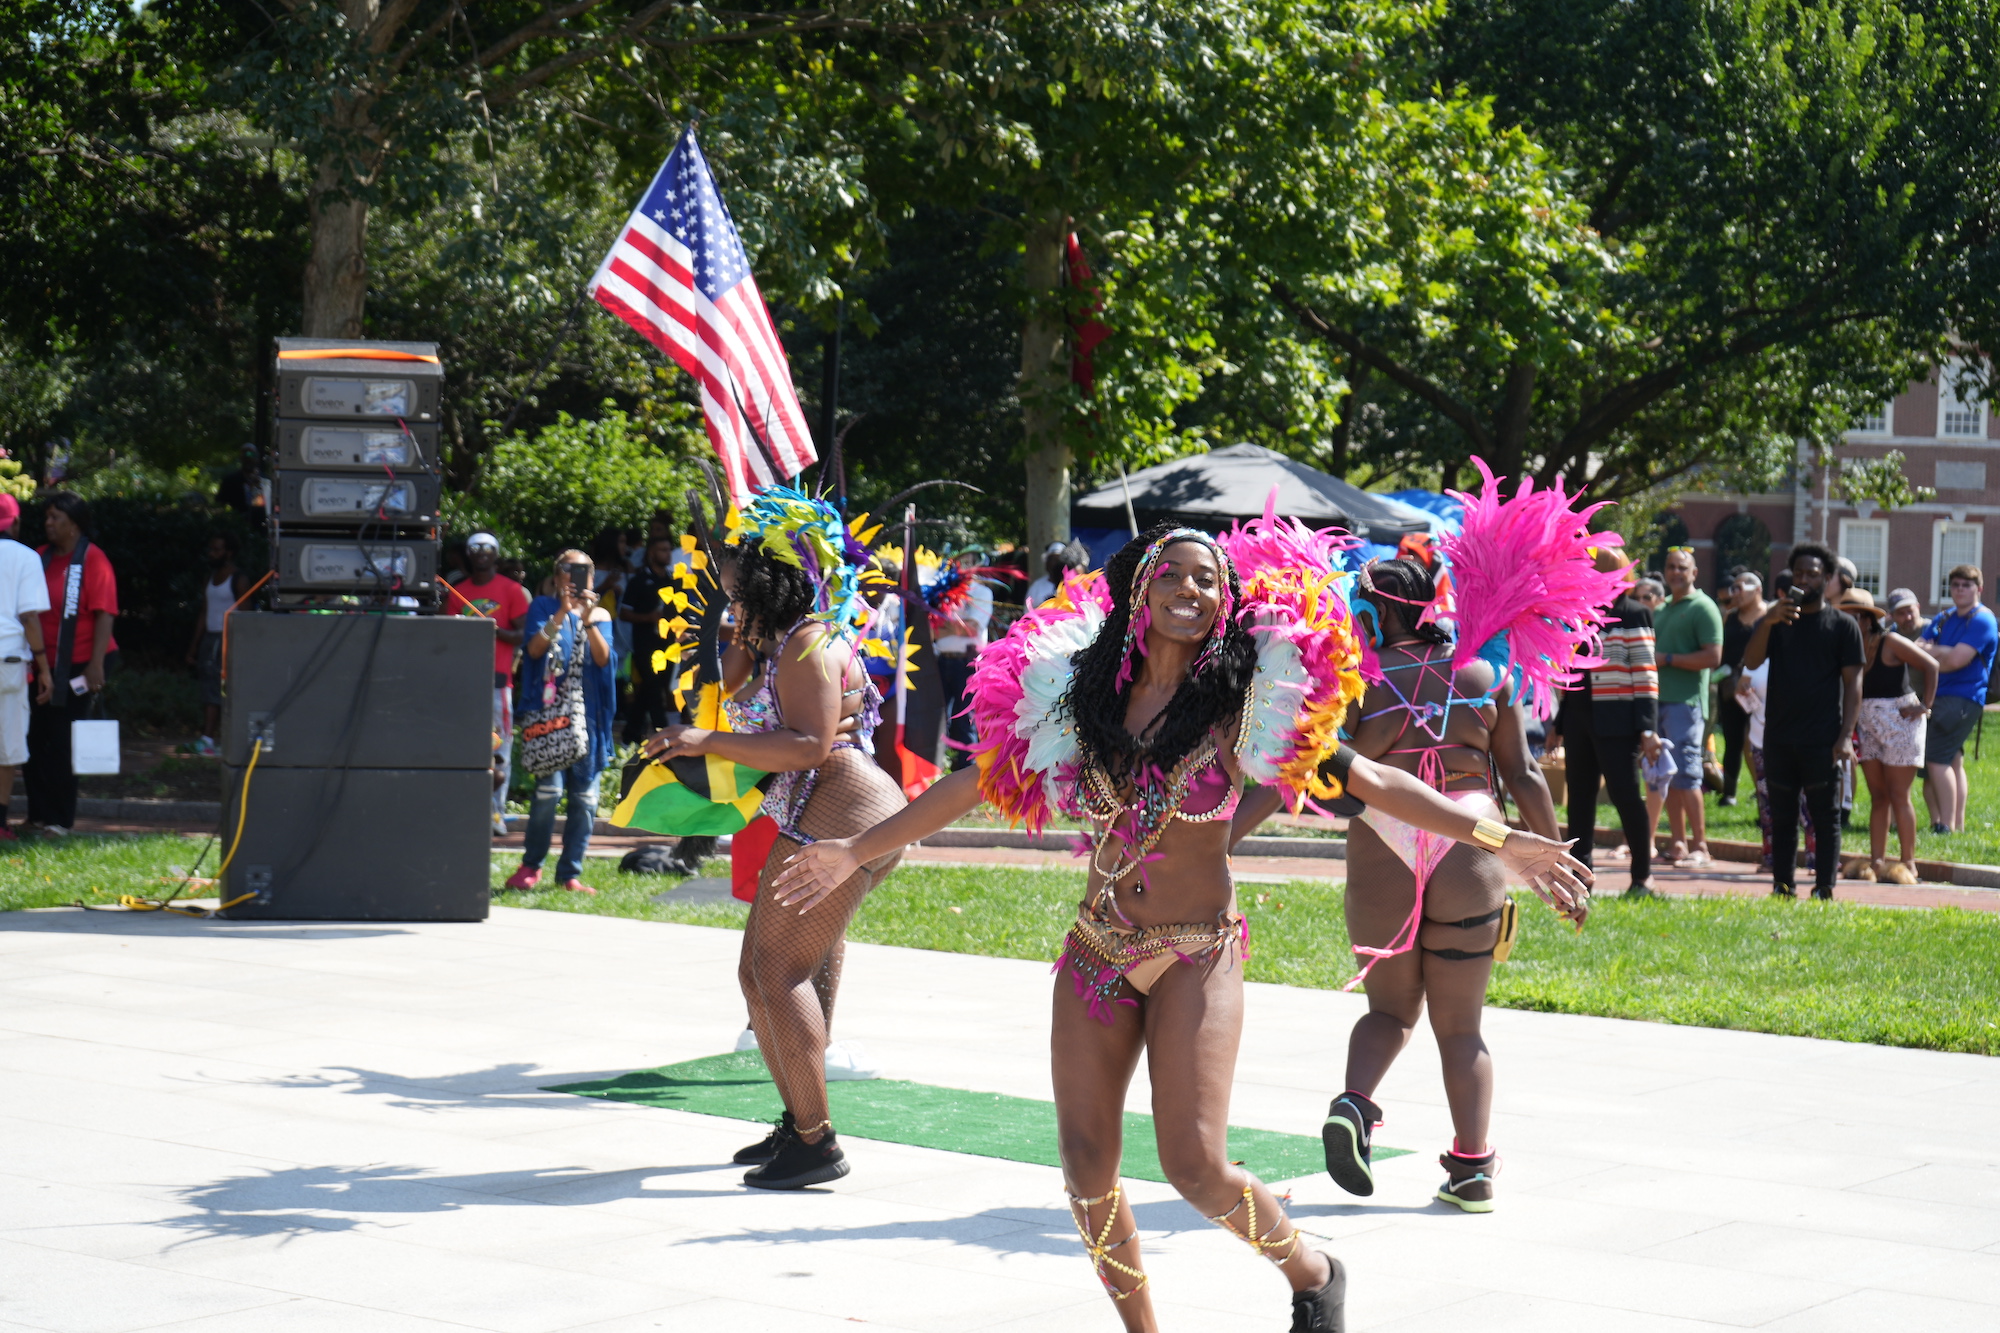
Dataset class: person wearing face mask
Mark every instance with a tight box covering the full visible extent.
[23,493,118,838]
[777,516,1596,1329]
[1742,543,1865,899]
[183,533,252,758]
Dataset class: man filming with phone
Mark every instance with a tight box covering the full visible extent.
[1741,542,1864,900]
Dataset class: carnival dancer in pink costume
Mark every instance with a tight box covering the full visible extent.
[1237,460,1624,1215]
[774,520,1592,1332]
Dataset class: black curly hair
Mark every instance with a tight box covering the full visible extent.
[1362,557,1450,646]
[724,544,817,647]
[1061,523,1256,780]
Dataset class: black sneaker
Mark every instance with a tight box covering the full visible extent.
[1290,1252,1346,1333]
[743,1127,849,1189]
[1436,1148,1497,1213]
[1321,1092,1381,1197]
[732,1111,795,1165]
[1771,885,1796,899]
[1810,886,1834,901]
[1622,884,1660,900]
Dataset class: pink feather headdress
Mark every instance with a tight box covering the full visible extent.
[1438,457,1629,720]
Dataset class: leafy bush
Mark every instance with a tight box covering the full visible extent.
[446,404,710,577]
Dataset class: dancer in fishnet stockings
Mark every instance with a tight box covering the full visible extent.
[777,525,1593,1330]
[644,497,905,1190]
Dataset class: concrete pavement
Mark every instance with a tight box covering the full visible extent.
[2,903,1996,1332]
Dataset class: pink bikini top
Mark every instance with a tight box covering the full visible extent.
[1180,755,1238,818]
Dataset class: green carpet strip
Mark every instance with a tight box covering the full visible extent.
[547,1052,1406,1184]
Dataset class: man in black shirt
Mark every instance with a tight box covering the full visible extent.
[1742,542,1864,899]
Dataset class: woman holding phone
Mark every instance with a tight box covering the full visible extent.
[503,549,618,894]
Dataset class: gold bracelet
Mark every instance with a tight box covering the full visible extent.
[1471,817,1511,851]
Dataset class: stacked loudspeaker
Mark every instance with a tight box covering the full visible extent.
[218,336,490,921]
[270,337,446,605]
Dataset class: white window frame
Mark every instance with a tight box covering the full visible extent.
[1839,519,1889,596]
[1939,361,1986,439]
[1853,402,1891,435]
[1932,520,1984,605]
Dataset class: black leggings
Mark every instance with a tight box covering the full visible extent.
[1563,729,1652,886]
[1765,742,1840,893]
[1715,693,1749,800]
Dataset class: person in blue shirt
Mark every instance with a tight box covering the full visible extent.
[1920,564,1998,833]
[504,550,619,893]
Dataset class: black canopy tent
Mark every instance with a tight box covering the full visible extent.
[1071,444,1433,546]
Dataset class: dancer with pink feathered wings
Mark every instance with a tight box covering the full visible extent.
[1236,460,1627,1217]
[774,464,1612,1332]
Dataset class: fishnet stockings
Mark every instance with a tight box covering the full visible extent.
[739,747,905,1140]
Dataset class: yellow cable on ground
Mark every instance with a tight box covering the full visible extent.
[113,739,262,918]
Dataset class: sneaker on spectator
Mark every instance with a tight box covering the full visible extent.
[191,737,219,758]
[39,824,68,839]
[1680,848,1712,869]
[502,866,541,891]
[559,878,598,895]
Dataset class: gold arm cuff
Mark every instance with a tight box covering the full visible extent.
[1471,817,1511,851]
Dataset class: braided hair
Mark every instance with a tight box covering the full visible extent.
[1362,557,1450,646]
[1061,523,1256,779]
[725,545,817,646]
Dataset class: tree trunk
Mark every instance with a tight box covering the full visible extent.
[303,167,370,338]
[1019,206,1070,556]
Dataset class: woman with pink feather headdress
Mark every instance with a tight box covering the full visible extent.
[1234,458,1627,1217]
[771,512,1593,1332]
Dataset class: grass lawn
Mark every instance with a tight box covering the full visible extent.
[7,833,1996,1055]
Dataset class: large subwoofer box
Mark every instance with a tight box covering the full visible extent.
[218,612,493,921]
[217,767,490,921]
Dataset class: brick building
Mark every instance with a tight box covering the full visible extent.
[1670,359,1998,617]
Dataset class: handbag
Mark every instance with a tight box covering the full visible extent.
[72,695,119,775]
[518,614,589,777]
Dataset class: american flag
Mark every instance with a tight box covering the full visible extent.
[588,128,817,502]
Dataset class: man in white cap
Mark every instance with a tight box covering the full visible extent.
[0,494,53,841]
[452,532,529,831]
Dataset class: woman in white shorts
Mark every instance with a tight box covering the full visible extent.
[1842,590,1937,884]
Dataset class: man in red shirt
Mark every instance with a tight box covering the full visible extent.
[451,532,529,831]
[24,493,118,836]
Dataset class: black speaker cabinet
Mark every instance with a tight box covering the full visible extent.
[274,535,441,595]
[221,612,492,769]
[274,337,444,422]
[276,471,443,524]
[277,420,440,472]
[217,765,490,921]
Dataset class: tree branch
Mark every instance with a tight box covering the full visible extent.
[1272,283,1493,454]
[485,0,682,104]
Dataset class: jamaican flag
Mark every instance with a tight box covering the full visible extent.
[610,681,769,834]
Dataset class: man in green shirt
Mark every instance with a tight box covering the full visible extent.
[1649,547,1724,867]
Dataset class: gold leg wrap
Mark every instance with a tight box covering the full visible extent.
[1208,1185,1301,1264]
[1068,1183,1149,1301]
[796,1119,833,1141]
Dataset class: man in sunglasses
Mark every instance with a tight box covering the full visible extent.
[1650,545,1723,867]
